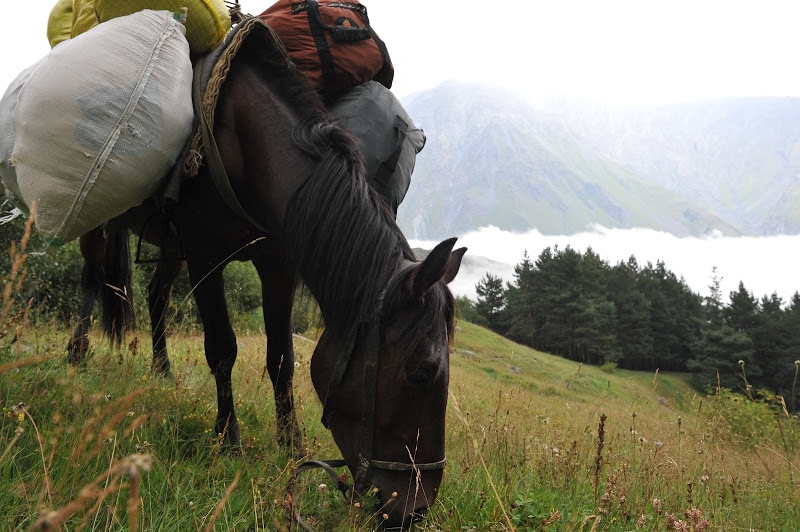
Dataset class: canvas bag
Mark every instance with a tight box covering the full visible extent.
[259,0,393,99]
[0,62,40,213]
[62,0,231,54]
[13,10,194,245]
[330,81,425,214]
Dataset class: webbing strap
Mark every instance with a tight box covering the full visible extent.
[192,57,270,234]
[305,0,337,94]
[375,115,408,184]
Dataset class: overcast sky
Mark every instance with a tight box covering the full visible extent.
[2,1,799,302]
[4,1,800,105]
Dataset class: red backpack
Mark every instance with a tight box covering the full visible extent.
[259,0,393,99]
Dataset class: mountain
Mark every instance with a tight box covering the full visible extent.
[559,98,800,235]
[396,82,798,239]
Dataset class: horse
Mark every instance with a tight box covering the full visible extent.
[65,209,184,376]
[66,19,465,529]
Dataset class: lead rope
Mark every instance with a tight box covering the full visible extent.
[286,459,352,531]
[224,1,247,25]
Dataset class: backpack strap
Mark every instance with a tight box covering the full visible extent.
[304,0,336,94]
[366,24,392,88]
[375,115,408,183]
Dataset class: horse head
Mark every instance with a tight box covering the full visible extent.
[311,238,466,529]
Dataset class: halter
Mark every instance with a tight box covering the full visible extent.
[290,263,447,525]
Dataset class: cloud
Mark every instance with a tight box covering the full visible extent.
[413,225,800,305]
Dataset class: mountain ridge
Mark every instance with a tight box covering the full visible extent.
[396,82,798,240]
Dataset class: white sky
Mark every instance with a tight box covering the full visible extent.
[4,1,800,105]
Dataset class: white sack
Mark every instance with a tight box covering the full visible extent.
[0,61,40,213]
[13,10,194,245]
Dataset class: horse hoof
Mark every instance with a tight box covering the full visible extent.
[278,429,305,458]
[151,362,173,379]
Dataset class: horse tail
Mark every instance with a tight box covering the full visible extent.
[100,229,135,344]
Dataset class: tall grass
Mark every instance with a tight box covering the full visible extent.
[0,226,798,530]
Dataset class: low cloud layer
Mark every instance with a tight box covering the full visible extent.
[412,225,800,305]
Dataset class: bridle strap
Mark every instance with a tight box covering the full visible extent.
[354,316,381,487]
[370,456,447,472]
[319,329,358,428]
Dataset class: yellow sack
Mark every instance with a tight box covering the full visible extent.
[46,0,76,48]
[101,0,230,54]
[66,0,230,54]
[71,0,101,38]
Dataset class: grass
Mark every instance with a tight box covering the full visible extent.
[1,228,798,530]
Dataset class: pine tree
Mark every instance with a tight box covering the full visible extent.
[607,256,653,370]
[475,273,506,331]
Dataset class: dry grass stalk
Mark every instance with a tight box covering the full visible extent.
[31,454,152,531]
[204,469,242,532]
[70,388,147,464]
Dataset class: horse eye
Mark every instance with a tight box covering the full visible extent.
[407,364,435,385]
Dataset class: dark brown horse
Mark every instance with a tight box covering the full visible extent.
[67,20,465,529]
[66,212,184,376]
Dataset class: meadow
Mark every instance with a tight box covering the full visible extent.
[1,228,798,531]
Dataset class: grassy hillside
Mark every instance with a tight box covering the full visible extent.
[1,317,798,531]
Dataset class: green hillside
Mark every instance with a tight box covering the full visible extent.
[1,318,797,531]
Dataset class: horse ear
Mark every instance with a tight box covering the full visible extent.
[443,247,467,284]
[409,238,467,299]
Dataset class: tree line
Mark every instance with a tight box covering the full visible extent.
[464,245,800,401]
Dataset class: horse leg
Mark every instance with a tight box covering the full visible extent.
[66,228,108,365]
[252,256,303,455]
[148,257,184,376]
[188,264,242,453]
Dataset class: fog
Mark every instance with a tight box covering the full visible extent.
[411,225,800,305]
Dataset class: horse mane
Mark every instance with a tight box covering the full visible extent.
[241,35,454,346]
[237,40,413,338]
[285,121,416,338]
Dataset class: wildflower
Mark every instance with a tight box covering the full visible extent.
[654,441,664,448]
[318,483,327,492]
[382,513,389,520]
[738,360,745,366]
[699,474,709,483]
[652,498,662,513]
[638,436,647,444]
[637,514,646,527]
